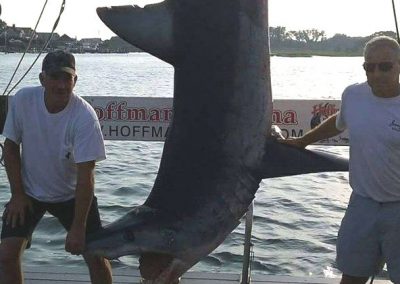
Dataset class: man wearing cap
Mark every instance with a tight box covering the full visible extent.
[0,50,112,284]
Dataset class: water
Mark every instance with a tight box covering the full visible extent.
[0,53,371,278]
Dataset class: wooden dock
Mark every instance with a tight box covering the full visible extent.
[24,266,392,284]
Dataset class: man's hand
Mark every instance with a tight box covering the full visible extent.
[3,194,33,228]
[65,224,86,255]
[65,160,95,256]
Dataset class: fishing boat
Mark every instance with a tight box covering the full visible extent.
[0,0,398,283]
[0,96,388,283]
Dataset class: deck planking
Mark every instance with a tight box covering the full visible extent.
[23,266,392,284]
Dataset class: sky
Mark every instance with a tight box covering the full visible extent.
[0,0,398,40]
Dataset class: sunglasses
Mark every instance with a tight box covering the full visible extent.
[363,61,395,73]
[44,72,76,81]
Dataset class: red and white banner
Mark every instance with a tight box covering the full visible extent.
[1,96,349,145]
[85,97,349,145]
[272,100,348,146]
[85,97,172,142]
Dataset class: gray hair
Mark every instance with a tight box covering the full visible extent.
[364,35,400,60]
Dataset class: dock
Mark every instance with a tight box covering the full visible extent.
[24,266,392,284]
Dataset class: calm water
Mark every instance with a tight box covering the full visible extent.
[0,53,375,278]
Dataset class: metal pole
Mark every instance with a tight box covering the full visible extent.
[240,202,254,284]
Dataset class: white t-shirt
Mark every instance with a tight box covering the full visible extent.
[336,82,400,202]
[3,86,106,202]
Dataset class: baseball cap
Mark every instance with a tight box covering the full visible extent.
[42,50,76,76]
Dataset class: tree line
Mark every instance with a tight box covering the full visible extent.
[269,26,397,56]
[1,18,397,56]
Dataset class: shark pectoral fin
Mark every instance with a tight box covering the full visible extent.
[86,205,157,244]
[96,2,174,64]
[260,140,349,179]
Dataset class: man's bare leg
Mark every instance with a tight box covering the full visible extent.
[0,238,27,284]
[83,253,112,284]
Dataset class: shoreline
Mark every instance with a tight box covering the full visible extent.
[1,50,362,57]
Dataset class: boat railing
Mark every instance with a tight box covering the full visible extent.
[240,202,254,284]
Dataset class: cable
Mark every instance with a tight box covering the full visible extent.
[0,142,4,167]
[392,0,400,43]
[2,0,49,96]
[2,0,66,97]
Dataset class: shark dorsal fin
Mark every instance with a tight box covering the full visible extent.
[97,2,174,64]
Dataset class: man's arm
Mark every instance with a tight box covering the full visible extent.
[65,160,95,255]
[281,113,343,148]
[3,138,32,228]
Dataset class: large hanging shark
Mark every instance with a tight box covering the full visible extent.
[87,0,348,283]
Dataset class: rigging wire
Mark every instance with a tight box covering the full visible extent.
[1,0,66,97]
[0,143,4,167]
[1,0,66,169]
[2,0,49,96]
[392,0,400,43]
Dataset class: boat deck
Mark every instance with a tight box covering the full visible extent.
[24,266,392,284]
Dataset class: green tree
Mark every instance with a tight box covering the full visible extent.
[0,19,6,32]
[269,26,289,42]
[310,29,326,42]
[292,29,326,43]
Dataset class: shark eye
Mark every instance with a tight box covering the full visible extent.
[123,229,135,241]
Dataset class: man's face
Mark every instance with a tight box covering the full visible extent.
[364,46,400,98]
[41,71,77,105]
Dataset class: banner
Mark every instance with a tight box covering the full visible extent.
[272,99,349,146]
[2,96,349,145]
[85,97,349,145]
[85,97,172,141]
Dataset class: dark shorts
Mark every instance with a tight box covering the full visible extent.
[1,196,102,249]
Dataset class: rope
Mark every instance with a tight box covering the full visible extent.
[2,0,66,97]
